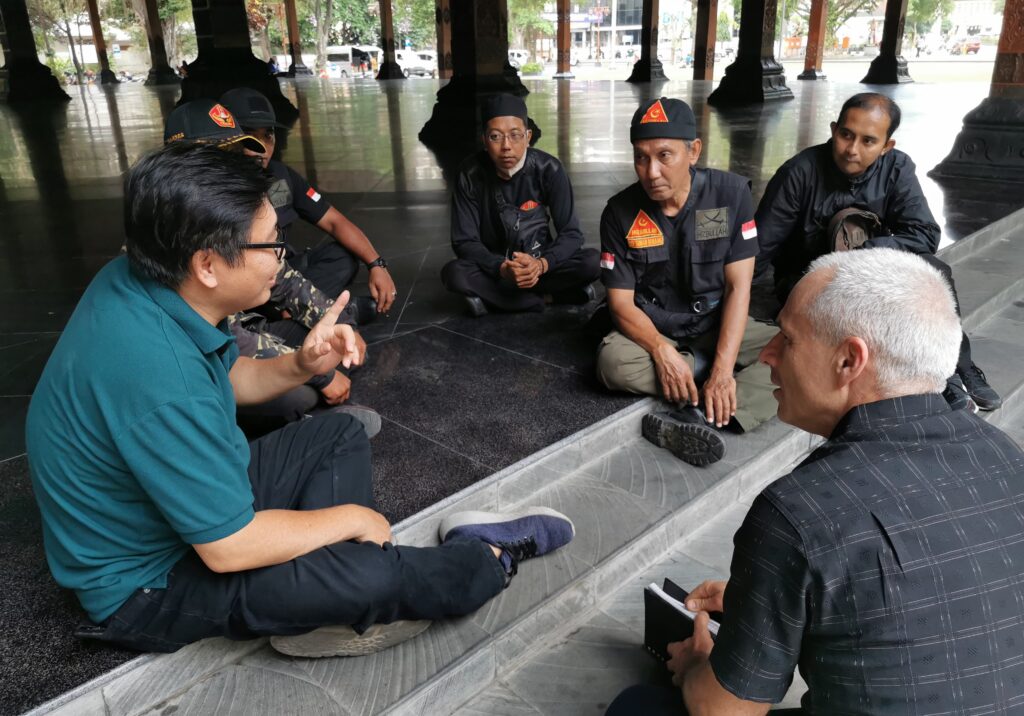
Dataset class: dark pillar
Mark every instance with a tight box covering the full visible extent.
[930,0,1024,182]
[798,0,827,80]
[377,0,405,79]
[435,0,453,78]
[692,0,717,81]
[283,0,311,75]
[85,0,118,83]
[861,0,912,83]
[556,77,570,160]
[0,0,69,101]
[181,0,297,123]
[553,0,573,79]
[419,0,527,150]
[627,0,667,82]
[141,0,180,85]
[707,0,793,105]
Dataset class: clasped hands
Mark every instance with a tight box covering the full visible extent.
[500,251,548,289]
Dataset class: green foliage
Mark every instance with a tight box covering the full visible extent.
[393,0,435,49]
[333,1,378,45]
[907,0,953,35]
[45,53,73,83]
[519,61,543,75]
[825,0,881,45]
[716,11,731,41]
[508,0,553,49]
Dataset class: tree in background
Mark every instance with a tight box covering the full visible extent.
[393,0,435,49]
[907,0,953,39]
[508,0,552,54]
[27,0,87,77]
[716,10,731,41]
[300,0,378,71]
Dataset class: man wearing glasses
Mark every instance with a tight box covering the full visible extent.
[442,94,600,316]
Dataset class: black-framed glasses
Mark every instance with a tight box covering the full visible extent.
[485,130,527,145]
[242,242,287,261]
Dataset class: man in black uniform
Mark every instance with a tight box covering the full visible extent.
[596,98,777,467]
[756,92,1000,411]
[221,88,397,323]
[442,94,600,316]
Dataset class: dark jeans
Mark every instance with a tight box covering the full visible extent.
[918,253,972,372]
[441,248,600,312]
[90,412,507,652]
[290,238,360,298]
[605,684,806,716]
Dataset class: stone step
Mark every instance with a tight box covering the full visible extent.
[28,207,1024,716]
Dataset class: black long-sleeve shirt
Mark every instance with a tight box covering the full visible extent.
[756,142,940,301]
[450,148,585,277]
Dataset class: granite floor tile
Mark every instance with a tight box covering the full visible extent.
[459,683,543,715]
[1,397,30,459]
[0,290,85,333]
[0,333,58,396]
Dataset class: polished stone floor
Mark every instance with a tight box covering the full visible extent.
[1,76,1022,714]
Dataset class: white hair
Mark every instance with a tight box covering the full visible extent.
[805,249,961,394]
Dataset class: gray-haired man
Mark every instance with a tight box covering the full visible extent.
[608,248,1024,715]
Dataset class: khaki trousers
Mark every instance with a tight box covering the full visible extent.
[596,316,779,432]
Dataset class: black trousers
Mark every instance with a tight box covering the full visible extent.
[919,253,972,372]
[605,684,805,716]
[441,248,600,313]
[91,412,506,653]
[289,238,360,298]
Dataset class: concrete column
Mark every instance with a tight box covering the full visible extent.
[85,0,117,84]
[283,0,311,75]
[627,0,667,82]
[181,0,297,123]
[930,0,1024,182]
[798,0,827,80]
[553,0,573,79]
[0,0,69,101]
[435,0,453,78]
[377,0,405,79]
[707,0,792,105]
[419,0,527,150]
[861,0,912,83]
[141,0,180,84]
[692,0,717,81]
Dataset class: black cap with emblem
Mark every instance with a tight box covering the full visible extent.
[630,97,697,143]
[220,87,288,130]
[163,99,266,153]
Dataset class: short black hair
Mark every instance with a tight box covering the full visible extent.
[837,93,902,140]
[124,143,274,288]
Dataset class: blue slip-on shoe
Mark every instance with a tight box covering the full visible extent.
[438,507,575,576]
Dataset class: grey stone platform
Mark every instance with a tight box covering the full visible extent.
[27,206,1024,716]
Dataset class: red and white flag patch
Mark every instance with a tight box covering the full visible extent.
[741,220,757,240]
[306,187,322,202]
[600,252,615,270]
[519,199,539,211]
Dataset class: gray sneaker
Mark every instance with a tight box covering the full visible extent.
[307,404,382,439]
[269,619,431,658]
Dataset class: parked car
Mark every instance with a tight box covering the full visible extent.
[324,45,380,77]
[395,50,435,77]
[949,37,981,54]
[417,50,439,74]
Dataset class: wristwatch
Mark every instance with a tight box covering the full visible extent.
[366,257,388,270]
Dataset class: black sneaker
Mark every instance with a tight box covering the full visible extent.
[465,296,488,317]
[641,407,725,467]
[943,375,979,414]
[345,296,379,326]
[957,363,1002,411]
[551,283,597,305]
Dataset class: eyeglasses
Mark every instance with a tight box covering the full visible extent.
[242,242,287,261]
[485,131,528,145]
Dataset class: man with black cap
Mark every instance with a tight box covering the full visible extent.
[755,92,1001,412]
[442,94,600,316]
[596,97,777,467]
[221,87,397,324]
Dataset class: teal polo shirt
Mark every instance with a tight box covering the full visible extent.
[26,256,255,623]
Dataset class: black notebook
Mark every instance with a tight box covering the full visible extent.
[643,578,722,661]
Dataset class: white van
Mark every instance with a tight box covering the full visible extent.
[324,45,381,78]
[395,50,436,78]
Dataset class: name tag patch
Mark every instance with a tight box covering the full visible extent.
[625,210,665,248]
[695,208,729,241]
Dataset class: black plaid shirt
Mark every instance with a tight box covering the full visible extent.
[709,394,1024,715]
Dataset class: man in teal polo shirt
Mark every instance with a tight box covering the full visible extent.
[26,144,575,657]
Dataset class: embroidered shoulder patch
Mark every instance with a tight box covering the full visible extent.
[208,104,235,129]
[742,220,757,240]
[695,207,729,241]
[306,187,322,202]
[600,252,615,270]
[625,210,665,248]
